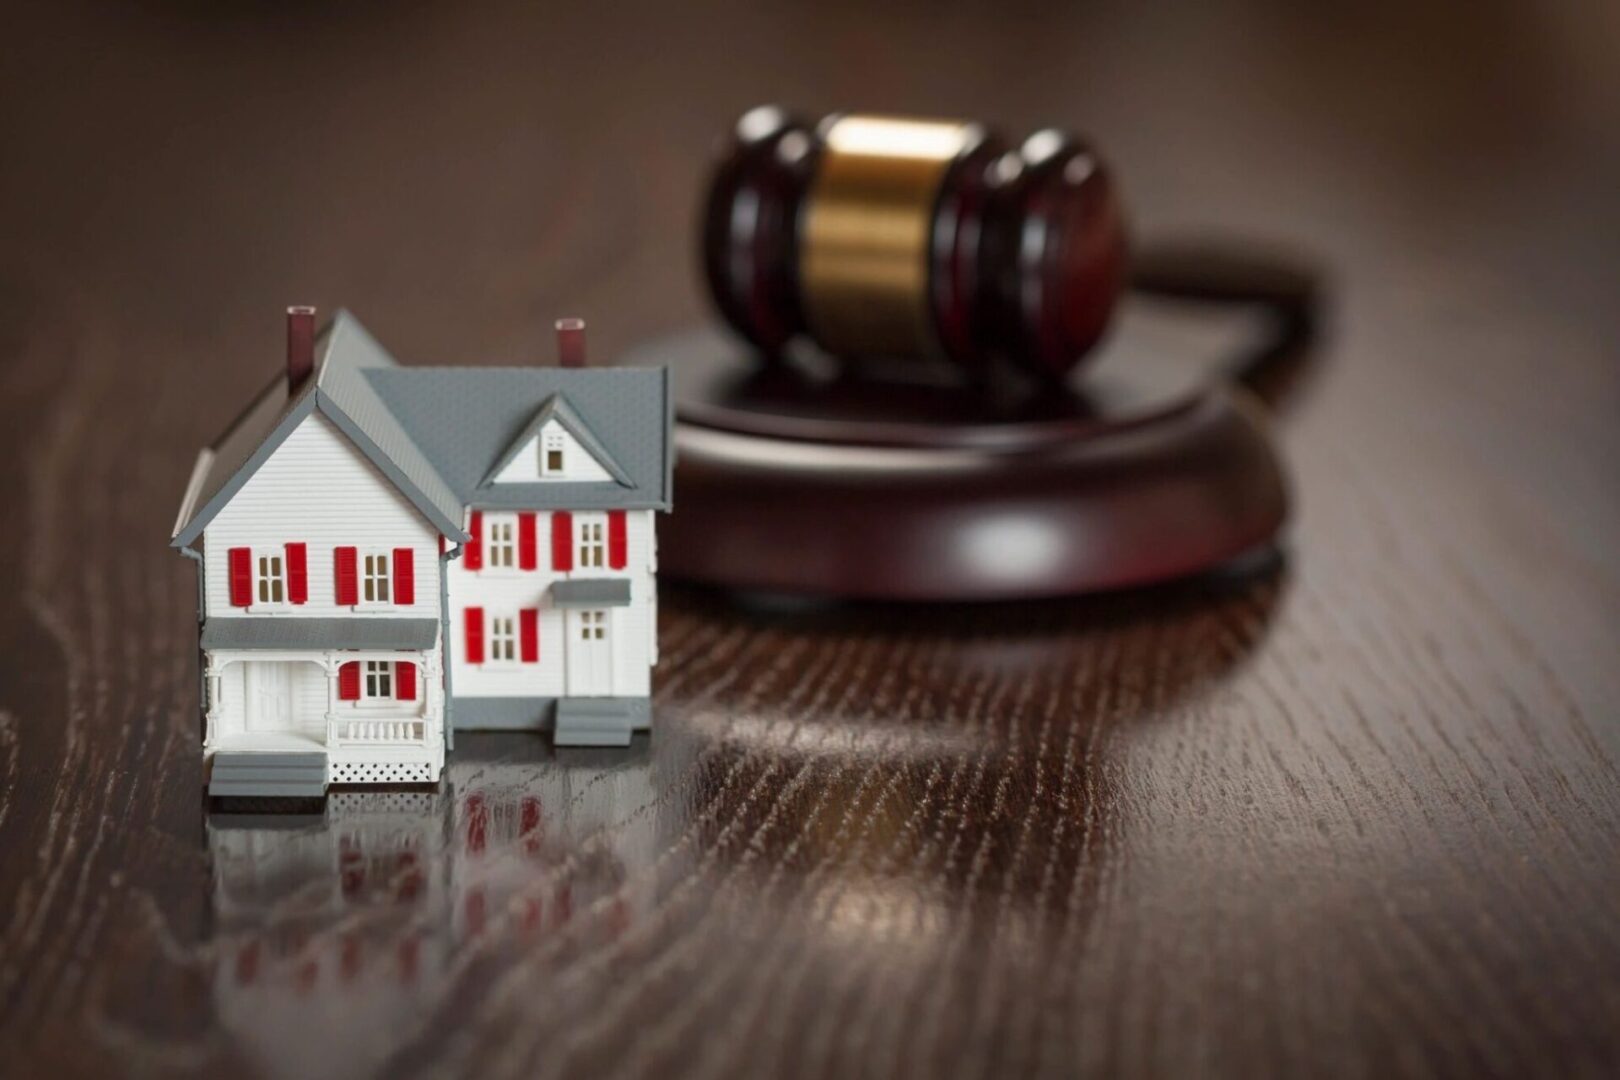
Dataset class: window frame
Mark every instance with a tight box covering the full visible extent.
[579,609,608,642]
[487,613,518,665]
[359,549,392,605]
[361,660,395,702]
[541,430,567,477]
[485,513,518,570]
[576,515,607,570]
[255,551,288,606]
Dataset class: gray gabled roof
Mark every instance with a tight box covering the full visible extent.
[172,312,472,548]
[314,316,467,539]
[364,364,672,512]
[172,311,672,548]
[479,393,634,488]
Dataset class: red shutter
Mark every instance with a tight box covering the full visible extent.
[285,543,308,604]
[520,609,539,663]
[608,511,628,570]
[551,511,573,571]
[464,511,483,570]
[334,546,359,605]
[518,512,537,570]
[393,547,415,605]
[464,607,485,664]
[228,547,253,606]
[338,662,360,700]
[395,661,417,700]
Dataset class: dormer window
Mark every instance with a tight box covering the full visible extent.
[482,401,627,487]
[541,431,567,476]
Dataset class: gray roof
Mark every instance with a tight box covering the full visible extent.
[313,317,467,538]
[365,365,671,511]
[172,310,672,548]
[551,579,633,606]
[173,312,469,547]
[200,617,440,651]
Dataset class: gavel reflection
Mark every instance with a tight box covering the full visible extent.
[702,106,1129,380]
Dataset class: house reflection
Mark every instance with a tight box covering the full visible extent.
[448,747,660,946]
[207,791,449,1080]
[204,740,661,1080]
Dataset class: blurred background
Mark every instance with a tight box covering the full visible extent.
[4,0,1617,359]
[5,0,1617,562]
[2,2,1619,1078]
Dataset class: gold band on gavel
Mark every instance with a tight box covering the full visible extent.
[799,115,981,361]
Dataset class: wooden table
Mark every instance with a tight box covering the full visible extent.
[2,2,1617,1076]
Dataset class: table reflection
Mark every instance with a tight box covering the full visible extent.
[205,742,663,1080]
[194,575,1281,1078]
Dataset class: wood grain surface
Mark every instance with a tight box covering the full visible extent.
[2,2,1618,1077]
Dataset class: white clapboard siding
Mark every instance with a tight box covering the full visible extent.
[216,663,246,739]
[202,413,440,619]
[447,509,655,698]
[291,661,328,735]
[489,420,614,483]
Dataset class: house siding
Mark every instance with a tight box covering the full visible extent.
[447,508,655,701]
[202,412,441,620]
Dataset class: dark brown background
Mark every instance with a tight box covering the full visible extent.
[2,1,1618,1077]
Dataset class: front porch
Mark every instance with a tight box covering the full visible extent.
[201,618,446,793]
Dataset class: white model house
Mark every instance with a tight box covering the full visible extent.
[172,308,673,797]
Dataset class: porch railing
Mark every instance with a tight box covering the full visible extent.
[331,717,429,745]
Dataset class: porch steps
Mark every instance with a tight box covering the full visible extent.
[208,751,328,798]
[554,699,635,748]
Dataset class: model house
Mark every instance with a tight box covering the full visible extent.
[172,308,673,797]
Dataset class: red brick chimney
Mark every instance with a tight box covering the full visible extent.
[556,317,586,368]
[287,306,316,391]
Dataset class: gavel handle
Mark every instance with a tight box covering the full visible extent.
[1130,238,1324,410]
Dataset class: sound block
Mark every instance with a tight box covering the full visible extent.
[625,297,1293,601]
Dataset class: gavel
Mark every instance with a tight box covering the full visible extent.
[701,106,1129,380]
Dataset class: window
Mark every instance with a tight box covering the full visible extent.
[488,615,517,662]
[362,551,391,603]
[256,553,286,604]
[363,660,394,700]
[542,431,566,476]
[488,516,516,568]
[578,518,606,568]
[579,610,607,641]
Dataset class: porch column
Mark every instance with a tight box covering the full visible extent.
[324,654,340,746]
[204,659,223,748]
[422,652,442,746]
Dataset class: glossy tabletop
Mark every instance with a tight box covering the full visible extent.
[1,2,1617,1077]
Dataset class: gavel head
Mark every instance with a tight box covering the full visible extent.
[702,106,1129,380]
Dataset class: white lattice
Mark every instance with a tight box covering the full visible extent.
[329,761,437,786]
[327,790,438,814]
